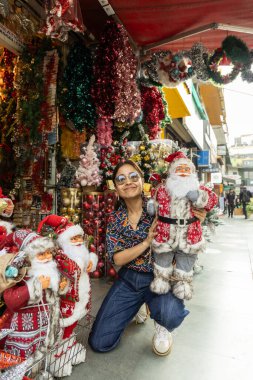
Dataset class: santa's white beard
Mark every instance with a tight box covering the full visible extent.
[28,259,60,292]
[60,241,89,271]
[166,173,199,198]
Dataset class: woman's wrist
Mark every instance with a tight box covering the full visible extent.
[142,239,150,249]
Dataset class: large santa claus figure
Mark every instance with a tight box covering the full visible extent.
[2,229,61,362]
[37,214,98,377]
[148,151,217,300]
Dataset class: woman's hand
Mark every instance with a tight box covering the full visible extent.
[192,208,207,223]
[143,217,158,247]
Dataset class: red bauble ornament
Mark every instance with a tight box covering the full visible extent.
[83,202,91,210]
[98,227,104,234]
[87,227,94,235]
[97,260,104,269]
[93,203,100,211]
[108,267,117,278]
[92,270,102,279]
[86,194,94,204]
[87,211,94,219]
[89,244,96,253]
[94,219,101,226]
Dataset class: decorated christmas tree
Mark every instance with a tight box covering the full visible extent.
[75,135,102,187]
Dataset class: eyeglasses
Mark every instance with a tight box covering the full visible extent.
[114,171,141,186]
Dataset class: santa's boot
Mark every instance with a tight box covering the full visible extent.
[71,342,86,365]
[150,264,173,294]
[172,268,193,300]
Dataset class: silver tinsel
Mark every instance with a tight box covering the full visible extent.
[141,51,170,85]
[189,43,210,82]
[1,357,33,380]
[0,0,9,18]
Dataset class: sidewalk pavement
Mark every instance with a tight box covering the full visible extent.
[71,215,253,380]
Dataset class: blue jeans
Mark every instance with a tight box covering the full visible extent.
[89,267,189,352]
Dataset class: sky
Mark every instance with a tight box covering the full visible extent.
[223,76,253,145]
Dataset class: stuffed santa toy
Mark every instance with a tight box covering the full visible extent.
[147,151,217,300]
[37,214,98,377]
[2,229,61,364]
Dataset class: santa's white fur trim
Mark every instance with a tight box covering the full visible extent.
[58,224,84,247]
[24,237,55,258]
[0,220,14,235]
[60,272,90,328]
[26,277,43,303]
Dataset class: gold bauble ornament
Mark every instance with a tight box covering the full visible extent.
[72,214,80,223]
[139,145,146,151]
[67,207,75,215]
[60,207,67,214]
[61,190,68,198]
[74,199,81,207]
[62,198,71,206]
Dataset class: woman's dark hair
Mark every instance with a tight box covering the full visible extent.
[112,159,144,184]
[112,160,144,210]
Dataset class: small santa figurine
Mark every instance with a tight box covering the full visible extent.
[2,229,62,361]
[37,214,98,377]
[147,151,217,300]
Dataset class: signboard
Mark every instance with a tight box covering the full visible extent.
[211,172,222,184]
[217,145,226,156]
[197,150,210,167]
[201,163,219,173]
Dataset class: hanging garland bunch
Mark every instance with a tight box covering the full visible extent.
[189,43,210,82]
[140,51,169,86]
[141,86,165,140]
[92,20,141,126]
[59,43,97,132]
[157,51,194,87]
[206,48,240,86]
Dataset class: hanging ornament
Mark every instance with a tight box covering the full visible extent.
[93,20,141,126]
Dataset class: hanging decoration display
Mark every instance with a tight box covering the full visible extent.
[59,44,97,133]
[40,0,85,42]
[60,122,87,160]
[140,35,253,87]
[157,51,194,87]
[141,86,165,140]
[92,20,141,126]
[75,135,102,188]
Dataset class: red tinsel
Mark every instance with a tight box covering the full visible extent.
[92,20,141,126]
[141,86,165,139]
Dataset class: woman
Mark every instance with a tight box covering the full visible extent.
[89,160,206,356]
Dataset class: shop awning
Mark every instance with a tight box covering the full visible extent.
[162,87,190,119]
[80,1,253,51]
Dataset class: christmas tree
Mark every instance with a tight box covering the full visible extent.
[75,135,102,187]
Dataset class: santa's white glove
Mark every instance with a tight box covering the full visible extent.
[186,190,199,202]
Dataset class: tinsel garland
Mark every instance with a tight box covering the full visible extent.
[59,43,97,132]
[92,20,141,125]
[241,50,253,83]
[96,118,112,146]
[189,43,210,82]
[141,86,165,140]
[40,49,59,133]
[140,51,169,86]
[222,35,251,66]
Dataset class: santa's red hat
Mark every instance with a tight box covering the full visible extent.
[37,214,84,247]
[165,151,195,173]
[0,229,54,258]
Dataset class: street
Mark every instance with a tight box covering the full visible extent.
[71,215,253,380]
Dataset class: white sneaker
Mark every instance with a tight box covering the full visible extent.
[153,322,173,356]
[134,303,149,324]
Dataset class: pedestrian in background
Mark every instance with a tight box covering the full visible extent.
[226,189,235,218]
[239,187,252,219]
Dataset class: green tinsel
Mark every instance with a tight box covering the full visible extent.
[58,44,97,132]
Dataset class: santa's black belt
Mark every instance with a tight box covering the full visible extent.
[158,215,198,226]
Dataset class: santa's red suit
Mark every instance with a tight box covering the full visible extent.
[2,229,60,360]
[37,215,98,377]
[148,151,218,300]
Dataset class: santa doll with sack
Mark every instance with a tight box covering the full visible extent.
[2,229,63,366]
[37,215,98,377]
[147,151,217,300]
